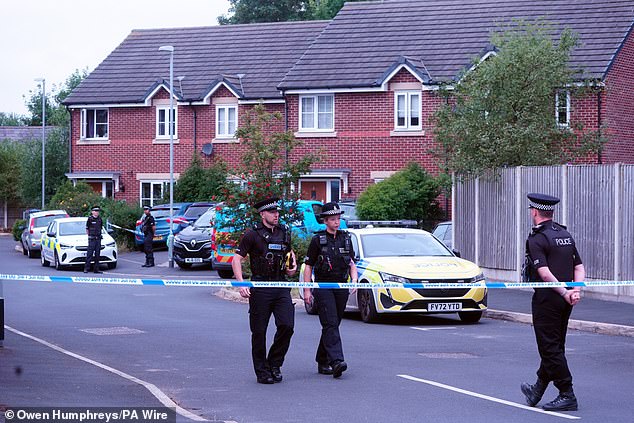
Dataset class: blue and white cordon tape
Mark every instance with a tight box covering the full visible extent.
[0,274,633,289]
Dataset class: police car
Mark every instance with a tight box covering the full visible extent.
[40,217,118,270]
[300,227,487,323]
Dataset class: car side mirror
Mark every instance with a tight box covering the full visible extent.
[47,232,56,238]
[452,249,461,258]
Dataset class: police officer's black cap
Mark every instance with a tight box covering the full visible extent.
[527,193,560,211]
[320,202,344,217]
[143,205,152,211]
[254,197,280,213]
[91,206,101,212]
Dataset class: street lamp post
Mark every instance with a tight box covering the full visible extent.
[35,78,46,209]
[158,45,175,268]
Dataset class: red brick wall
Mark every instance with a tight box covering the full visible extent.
[603,30,634,163]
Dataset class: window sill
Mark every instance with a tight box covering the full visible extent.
[294,131,337,138]
[390,130,425,137]
[153,138,180,144]
[77,138,111,145]
[212,137,239,144]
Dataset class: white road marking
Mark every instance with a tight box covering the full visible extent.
[410,326,457,331]
[6,326,207,422]
[398,374,580,420]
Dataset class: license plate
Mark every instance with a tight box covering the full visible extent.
[153,236,163,241]
[428,302,462,312]
[219,247,235,254]
[185,258,203,263]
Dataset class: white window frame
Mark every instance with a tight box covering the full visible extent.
[555,90,570,128]
[216,104,238,138]
[80,108,109,139]
[156,106,178,139]
[394,91,422,131]
[140,181,169,207]
[299,94,334,132]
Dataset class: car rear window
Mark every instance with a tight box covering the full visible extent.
[34,214,65,228]
[184,205,212,218]
[151,208,180,219]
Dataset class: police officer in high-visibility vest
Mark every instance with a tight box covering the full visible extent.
[84,206,103,273]
[141,205,156,268]
[232,197,298,384]
[303,202,358,379]
[521,193,584,412]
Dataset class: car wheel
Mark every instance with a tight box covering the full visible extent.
[458,311,483,324]
[304,289,318,315]
[40,251,50,267]
[27,246,37,258]
[217,269,234,279]
[107,262,117,269]
[22,241,28,255]
[358,287,379,323]
[177,262,192,269]
[54,252,64,270]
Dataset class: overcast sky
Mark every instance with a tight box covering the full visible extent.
[1,0,230,116]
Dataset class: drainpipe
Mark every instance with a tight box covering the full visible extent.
[597,89,603,164]
[66,105,72,173]
[192,104,198,153]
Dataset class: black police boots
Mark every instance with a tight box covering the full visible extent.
[270,367,283,383]
[318,363,333,375]
[521,379,548,406]
[147,258,155,267]
[542,390,578,411]
[331,360,347,378]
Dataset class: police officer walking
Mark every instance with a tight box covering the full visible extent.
[141,205,156,268]
[232,197,298,384]
[521,193,584,411]
[84,206,103,274]
[303,202,358,378]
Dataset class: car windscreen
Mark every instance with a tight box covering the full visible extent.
[194,209,216,228]
[360,233,452,257]
[34,214,65,228]
[184,205,212,218]
[58,221,87,236]
[340,203,357,220]
[150,208,180,219]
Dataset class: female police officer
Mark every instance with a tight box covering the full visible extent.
[303,202,358,378]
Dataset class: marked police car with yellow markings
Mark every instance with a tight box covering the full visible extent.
[300,227,487,323]
[41,217,118,271]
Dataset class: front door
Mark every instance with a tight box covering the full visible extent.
[300,181,327,203]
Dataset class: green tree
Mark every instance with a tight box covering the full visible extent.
[307,0,362,20]
[48,181,101,217]
[173,155,230,202]
[0,142,22,207]
[356,163,445,227]
[26,68,88,127]
[218,103,321,240]
[432,21,604,178]
[218,0,308,24]
[0,112,28,126]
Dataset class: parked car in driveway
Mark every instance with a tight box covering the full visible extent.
[134,203,192,248]
[21,210,69,258]
[432,221,453,249]
[40,217,118,270]
[179,202,216,226]
[173,207,216,269]
[299,227,487,323]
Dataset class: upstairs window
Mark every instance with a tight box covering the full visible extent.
[156,106,178,138]
[300,94,334,131]
[556,90,570,127]
[80,108,109,139]
[394,91,421,130]
[216,105,237,138]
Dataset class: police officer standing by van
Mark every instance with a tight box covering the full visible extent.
[303,202,358,379]
[232,197,298,384]
[141,205,156,268]
[521,193,584,412]
[84,206,103,273]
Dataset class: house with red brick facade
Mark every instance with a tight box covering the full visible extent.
[63,0,634,207]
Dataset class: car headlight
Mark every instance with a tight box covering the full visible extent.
[58,244,73,250]
[174,235,183,243]
[379,272,412,284]
[202,241,212,248]
[471,273,485,283]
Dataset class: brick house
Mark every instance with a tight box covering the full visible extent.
[63,0,634,207]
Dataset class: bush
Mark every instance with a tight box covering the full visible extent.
[174,155,230,202]
[101,199,143,250]
[356,162,446,228]
[12,219,26,241]
[48,181,102,217]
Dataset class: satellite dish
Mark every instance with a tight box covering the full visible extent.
[201,143,213,156]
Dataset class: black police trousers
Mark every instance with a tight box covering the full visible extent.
[314,288,349,365]
[532,289,574,392]
[248,287,294,378]
[144,234,154,261]
[84,237,101,271]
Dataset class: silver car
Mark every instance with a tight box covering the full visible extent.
[21,210,68,258]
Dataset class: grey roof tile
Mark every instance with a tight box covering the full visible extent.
[279,0,634,89]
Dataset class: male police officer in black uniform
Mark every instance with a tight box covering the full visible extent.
[303,202,358,378]
[521,193,584,411]
[84,206,103,273]
[141,205,156,268]
[232,197,298,384]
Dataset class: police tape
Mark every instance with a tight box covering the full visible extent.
[1,274,633,289]
[107,222,136,234]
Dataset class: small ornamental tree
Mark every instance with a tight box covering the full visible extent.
[173,155,230,202]
[218,104,321,242]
